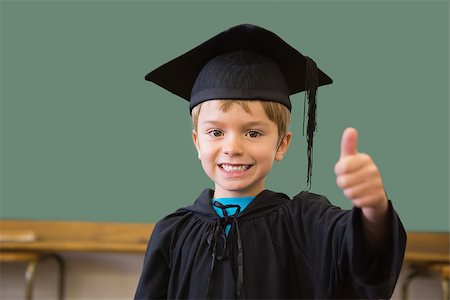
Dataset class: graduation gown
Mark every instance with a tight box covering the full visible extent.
[135,189,406,299]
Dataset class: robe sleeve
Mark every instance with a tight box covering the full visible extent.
[134,220,172,300]
[348,200,406,298]
[291,192,406,299]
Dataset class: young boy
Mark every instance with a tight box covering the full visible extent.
[135,24,406,299]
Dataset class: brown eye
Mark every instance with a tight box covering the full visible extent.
[246,130,262,138]
[208,130,223,137]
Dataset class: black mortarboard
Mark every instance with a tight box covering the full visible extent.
[145,24,333,190]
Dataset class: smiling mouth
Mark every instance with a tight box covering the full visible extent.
[219,164,252,173]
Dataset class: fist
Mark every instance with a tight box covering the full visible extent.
[334,128,387,210]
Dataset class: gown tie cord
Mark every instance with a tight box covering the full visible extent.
[206,201,244,299]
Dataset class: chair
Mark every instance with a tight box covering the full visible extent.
[0,251,65,300]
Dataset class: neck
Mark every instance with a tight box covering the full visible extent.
[213,185,264,199]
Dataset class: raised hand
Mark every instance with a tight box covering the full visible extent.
[334,128,387,213]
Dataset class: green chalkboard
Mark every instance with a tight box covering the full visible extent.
[1,1,448,232]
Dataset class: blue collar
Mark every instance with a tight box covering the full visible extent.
[211,196,254,217]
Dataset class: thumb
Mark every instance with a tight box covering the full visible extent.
[340,127,358,159]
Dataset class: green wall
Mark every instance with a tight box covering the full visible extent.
[1,0,448,231]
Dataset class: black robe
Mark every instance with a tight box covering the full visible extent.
[135,189,406,299]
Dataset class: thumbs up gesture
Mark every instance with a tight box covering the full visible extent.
[334,128,388,213]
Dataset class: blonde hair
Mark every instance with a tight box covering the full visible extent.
[191,100,291,140]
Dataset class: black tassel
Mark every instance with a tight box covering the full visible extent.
[303,57,318,191]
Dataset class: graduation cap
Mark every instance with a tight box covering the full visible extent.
[145,24,333,189]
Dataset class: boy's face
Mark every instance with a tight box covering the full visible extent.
[192,100,291,198]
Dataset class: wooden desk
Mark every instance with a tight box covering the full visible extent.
[2,221,447,256]
[1,221,449,299]
[404,232,450,263]
[402,232,450,300]
[1,221,448,257]
[0,220,154,253]
[0,220,153,299]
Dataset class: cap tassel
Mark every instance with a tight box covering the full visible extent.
[302,57,319,191]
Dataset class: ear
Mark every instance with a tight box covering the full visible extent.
[192,129,201,160]
[275,131,292,161]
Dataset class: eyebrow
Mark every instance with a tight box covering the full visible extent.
[201,120,271,127]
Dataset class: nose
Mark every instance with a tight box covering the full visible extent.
[222,134,243,156]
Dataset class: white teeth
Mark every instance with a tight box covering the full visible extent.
[221,164,250,172]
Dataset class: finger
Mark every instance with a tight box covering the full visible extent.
[340,127,358,159]
[341,175,384,203]
[335,153,372,175]
[336,166,373,189]
[342,180,376,202]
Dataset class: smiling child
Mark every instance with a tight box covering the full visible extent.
[135,24,406,299]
